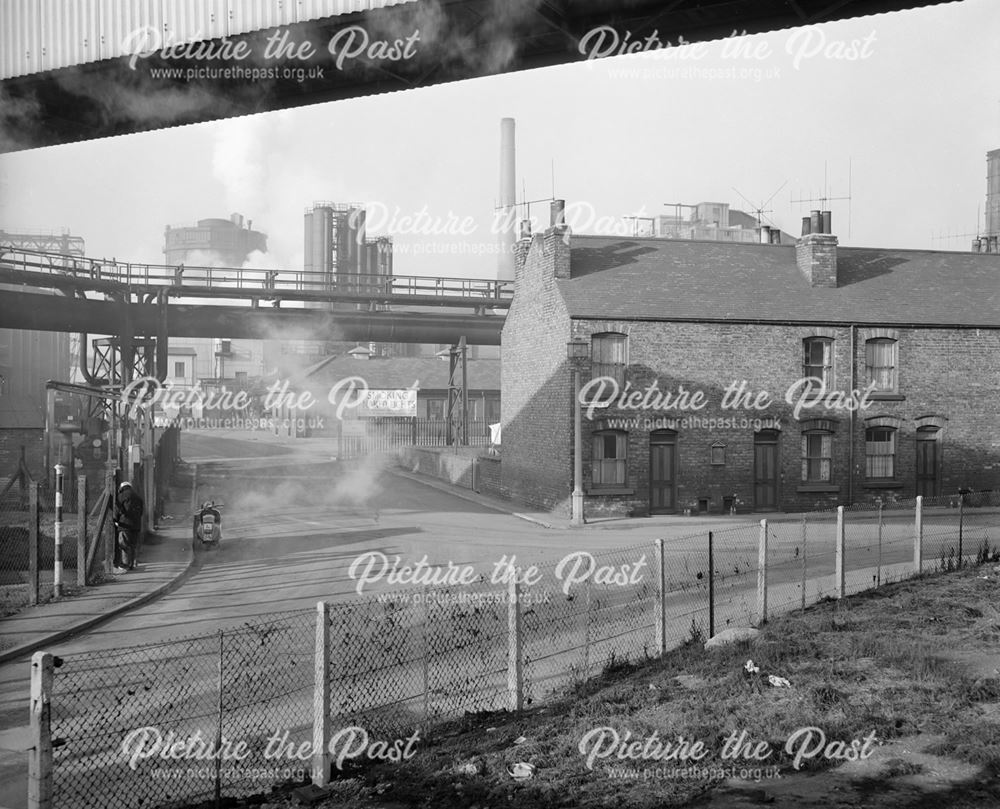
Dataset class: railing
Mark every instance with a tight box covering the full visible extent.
[337,418,492,458]
[0,246,514,304]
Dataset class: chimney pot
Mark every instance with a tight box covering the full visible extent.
[821,210,832,234]
[550,199,566,228]
[810,210,822,234]
[759,225,771,244]
[801,216,812,236]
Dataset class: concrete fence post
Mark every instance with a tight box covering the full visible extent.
[312,601,331,786]
[915,496,924,575]
[28,652,54,809]
[835,506,846,599]
[654,538,667,654]
[958,495,964,566]
[708,531,715,639]
[507,572,523,712]
[800,516,807,612]
[29,482,39,606]
[756,520,768,626]
[77,476,87,588]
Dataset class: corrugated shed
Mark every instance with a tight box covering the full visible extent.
[1,0,418,80]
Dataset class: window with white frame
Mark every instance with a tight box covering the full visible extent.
[591,333,627,387]
[803,337,834,388]
[865,338,898,392]
[801,431,832,482]
[865,427,896,479]
[592,430,627,487]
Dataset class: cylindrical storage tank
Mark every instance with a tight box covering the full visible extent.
[550,199,566,227]
[821,211,832,234]
[801,217,812,236]
[810,210,822,234]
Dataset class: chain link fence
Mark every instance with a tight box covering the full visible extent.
[0,468,36,617]
[50,610,315,809]
[32,492,1000,807]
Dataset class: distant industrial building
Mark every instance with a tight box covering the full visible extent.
[163,213,267,268]
[303,202,392,296]
[161,214,269,392]
[654,202,796,244]
[0,229,77,476]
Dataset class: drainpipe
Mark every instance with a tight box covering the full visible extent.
[848,324,856,506]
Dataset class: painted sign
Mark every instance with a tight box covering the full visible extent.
[356,389,418,417]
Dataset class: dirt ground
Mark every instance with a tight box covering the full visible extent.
[174,560,1000,809]
[293,561,1000,809]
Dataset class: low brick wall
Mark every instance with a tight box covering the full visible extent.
[396,447,505,500]
[476,455,501,499]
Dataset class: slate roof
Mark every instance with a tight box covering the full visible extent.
[560,235,1000,326]
[303,356,500,392]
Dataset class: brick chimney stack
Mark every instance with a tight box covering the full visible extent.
[796,210,838,287]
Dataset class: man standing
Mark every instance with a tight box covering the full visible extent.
[113,481,144,572]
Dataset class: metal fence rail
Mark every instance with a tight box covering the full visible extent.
[29,492,1000,807]
[0,246,514,306]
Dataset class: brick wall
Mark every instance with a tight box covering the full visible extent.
[565,320,1000,515]
[476,455,502,499]
[500,227,574,514]
[395,446,504,500]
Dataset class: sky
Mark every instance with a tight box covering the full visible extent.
[0,0,998,280]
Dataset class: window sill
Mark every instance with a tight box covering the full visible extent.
[862,480,904,489]
[797,483,840,493]
[867,393,905,401]
[586,487,635,496]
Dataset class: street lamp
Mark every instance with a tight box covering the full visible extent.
[567,338,589,526]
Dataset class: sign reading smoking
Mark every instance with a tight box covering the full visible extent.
[356,389,417,418]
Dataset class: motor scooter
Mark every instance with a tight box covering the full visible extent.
[193,501,223,550]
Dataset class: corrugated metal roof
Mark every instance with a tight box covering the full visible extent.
[559,235,1000,327]
[1,0,418,80]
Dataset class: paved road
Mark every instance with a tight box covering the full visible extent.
[0,431,986,808]
[0,433,711,808]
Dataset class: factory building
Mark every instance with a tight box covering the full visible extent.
[162,214,269,392]
[0,230,78,476]
[163,213,267,269]
[500,207,1000,518]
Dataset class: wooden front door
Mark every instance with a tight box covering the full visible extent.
[649,431,677,514]
[916,427,940,498]
[753,431,779,510]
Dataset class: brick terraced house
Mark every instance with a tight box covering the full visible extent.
[500,213,1000,517]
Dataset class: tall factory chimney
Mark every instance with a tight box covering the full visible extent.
[986,148,1000,240]
[498,118,516,281]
